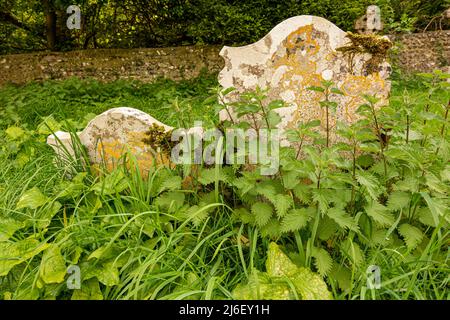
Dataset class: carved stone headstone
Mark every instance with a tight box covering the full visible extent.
[47,107,174,174]
[218,15,391,144]
[355,5,383,34]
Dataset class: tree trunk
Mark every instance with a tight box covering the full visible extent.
[42,0,57,50]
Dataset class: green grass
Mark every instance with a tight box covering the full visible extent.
[0,72,448,300]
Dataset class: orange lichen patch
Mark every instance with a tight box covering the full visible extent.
[94,130,174,177]
[284,25,320,56]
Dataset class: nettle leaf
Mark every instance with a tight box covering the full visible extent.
[16,187,49,210]
[39,244,66,284]
[417,207,438,227]
[157,175,182,193]
[280,208,311,233]
[311,247,333,276]
[327,207,359,232]
[312,189,332,213]
[234,207,255,225]
[255,182,278,199]
[425,173,447,194]
[386,191,410,211]
[155,191,185,213]
[271,194,293,218]
[198,167,229,185]
[341,239,364,267]
[260,219,281,238]
[398,224,424,250]
[0,239,49,276]
[292,183,312,202]
[356,171,382,200]
[317,217,339,241]
[251,202,273,227]
[365,201,395,227]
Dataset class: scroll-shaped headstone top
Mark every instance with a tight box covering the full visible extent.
[218,15,392,144]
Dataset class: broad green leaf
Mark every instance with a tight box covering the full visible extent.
[92,170,129,195]
[36,201,62,229]
[40,244,66,284]
[71,279,103,300]
[37,115,61,135]
[0,218,25,241]
[266,242,299,276]
[0,239,49,276]
[16,187,49,210]
[398,224,424,250]
[251,202,273,227]
[5,126,25,140]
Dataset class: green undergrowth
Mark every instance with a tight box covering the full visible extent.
[0,71,449,300]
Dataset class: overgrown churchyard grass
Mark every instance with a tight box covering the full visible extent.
[0,71,448,300]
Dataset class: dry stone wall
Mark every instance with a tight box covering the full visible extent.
[0,32,449,86]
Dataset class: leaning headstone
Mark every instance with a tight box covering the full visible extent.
[47,107,175,174]
[355,5,383,34]
[218,15,391,145]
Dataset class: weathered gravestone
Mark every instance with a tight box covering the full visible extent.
[48,15,392,172]
[218,15,392,145]
[47,107,174,174]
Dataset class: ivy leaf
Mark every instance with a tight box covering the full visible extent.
[39,244,66,284]
[280,208,311,233]
[16,187,49,210]
[327,207,359,232]
[311,246,333,276]
[365,201,394,227]
[251,202,273,227]
[398,224,424,250]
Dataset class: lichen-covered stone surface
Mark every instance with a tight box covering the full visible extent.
[218,15,392,144]
[47,107,174,174]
